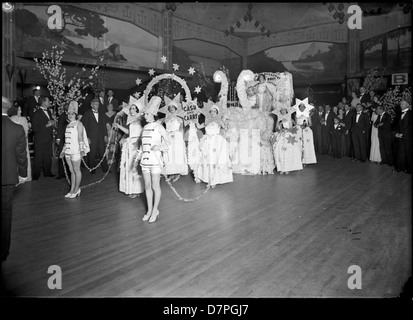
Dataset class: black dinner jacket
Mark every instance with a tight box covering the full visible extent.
[396,109,412,141]
[23,96,40,119]
[2,115,28,185]
[81,108,108,144]
[343,109,354,132]
[31,107,54,145]
[375,112,392,135]
[351,112,370,133]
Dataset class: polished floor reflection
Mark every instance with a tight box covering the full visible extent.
[2,154,411,297]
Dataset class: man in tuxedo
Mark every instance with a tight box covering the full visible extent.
[342,104,354,158]
[359,86,369,107]
[22,88,41,120]
[2,96,28,263]
[31,96,55,179]
[81,98,108,173]
[330,116,345,158]
[107,90,119,111]
[322,105,334,155]
[98,90,107,110]
[393,100,412,174]
[55,104,71,179]
[311,105,323,153]
[351,103,370,162]
[374,105,393,166]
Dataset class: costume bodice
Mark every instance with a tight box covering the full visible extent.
[205,121,221,135]
[129,121,143,138]
[166,117,181,132]
[64,121,80,154]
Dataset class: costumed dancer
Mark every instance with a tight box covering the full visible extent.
[138,96,171,223]
[60,101,90,198]
[259,113,275,174]
[254,74,275,113]
[272,105,303,174]
[292,98,317,165]
[197,102,233,188]
[160,93,188,182]
[222,113,240,169]
[114,98,145,198]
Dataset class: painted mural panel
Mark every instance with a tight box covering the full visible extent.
[247,42,347,84]
[362,35,383,70]
[15,4,161,69]
[387,27,411,67]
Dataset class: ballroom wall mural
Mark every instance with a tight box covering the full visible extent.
[15,4,161,69]
[247,42,347,85]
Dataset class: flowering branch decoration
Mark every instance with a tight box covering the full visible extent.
[34,45,103,113]
[380,86,412,121]
[362,67,385,92]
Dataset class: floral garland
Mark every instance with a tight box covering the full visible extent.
[34,46,103,113]
[143,73,192,104]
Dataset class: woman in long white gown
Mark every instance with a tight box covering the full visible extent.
[369,108,381,163]
[259,113,275,174]
[197,105,233,187]
[293,99,317,165]
[114,103,145,198]
[163,100,188,182]
[272,106,303,174]
[9,105,32,181]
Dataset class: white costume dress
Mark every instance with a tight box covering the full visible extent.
[273,117,303,173]
[197,121,233,185]
[164,116,188,175]
[119,121,144,195]
[296,114,317,164]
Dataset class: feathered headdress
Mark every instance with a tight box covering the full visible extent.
[68,101,78,114]
[143,96,162,115]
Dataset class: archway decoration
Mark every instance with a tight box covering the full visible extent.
[143,73,192,104]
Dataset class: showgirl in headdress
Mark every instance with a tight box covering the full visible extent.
[113,95,146,198]
[292,97,317,165]
[60,101,90,198]
[271,104,303,174]
[158,93,188,182]
[139,96,171,223]
[197,101,233,188]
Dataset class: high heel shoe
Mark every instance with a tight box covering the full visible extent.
[69,189,81,198]
[149,210,159,223]
[142,213,151,221]
[64,192,72,198]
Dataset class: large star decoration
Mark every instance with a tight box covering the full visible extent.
[188,67,196,75]
[292,97,314,118]
[194,86,202,94]
[161,55,167,64]
[181,99,200,126]
[200,100,226,125]
[158,93,185,123]
[135,77,142,86]
[290,127,298,135]
[286,135,298,145]
[148,69,155,76]
[172,63,180,71]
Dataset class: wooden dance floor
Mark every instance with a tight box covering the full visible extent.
[2,154,411,297]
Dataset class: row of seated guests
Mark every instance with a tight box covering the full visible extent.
[310,99,411,174]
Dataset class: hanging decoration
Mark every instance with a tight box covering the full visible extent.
[224,3,271,37]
